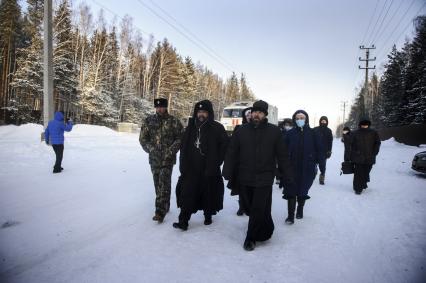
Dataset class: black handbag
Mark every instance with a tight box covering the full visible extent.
[340,161,354,175]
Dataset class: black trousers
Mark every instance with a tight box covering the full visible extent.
[52,144,64,170]
[353,164,372,192]
[240,185,274,242]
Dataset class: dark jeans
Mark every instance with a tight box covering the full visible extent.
[353,164,373,192]
[240,185,274,242]
[318,157,327,175]
[52,144,64,170]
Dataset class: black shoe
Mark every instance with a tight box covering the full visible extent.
[53,168,61,173]
[286,198,296,224]
[243,240,256,251]
[296,198,305,219]
[319,174,325,185]
[172,222,188,231]
[355,190,362,195]
[152,214,164,223]
[236,207,244,216]
[204,215,212,225]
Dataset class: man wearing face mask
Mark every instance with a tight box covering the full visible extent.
[282,110,324,224]
[227,107,252,216]
[173,100,228,231]
[313,116,333,185]
[347,118,381,195]
[140,98,184,223]
[223,100,293,251]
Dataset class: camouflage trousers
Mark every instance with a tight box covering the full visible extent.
[151,165,173,216]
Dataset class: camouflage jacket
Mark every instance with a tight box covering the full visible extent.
[139,113,183,167]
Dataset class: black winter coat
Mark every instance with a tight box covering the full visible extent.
[223,119,293,188]
[341,132,352,162]
[177,100,229,213]
[347,128,381,165]
[313,117,333,153]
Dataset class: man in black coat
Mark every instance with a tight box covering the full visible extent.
[346,118,381,195]
[227,107,252,216]
[223,100,293,251]
[313,116,333,185]
[173,100,229,230]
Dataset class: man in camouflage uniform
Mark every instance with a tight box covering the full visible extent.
[139,98,183,223]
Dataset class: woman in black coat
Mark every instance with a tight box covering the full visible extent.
[282,110,325,224]
[341,126,352,162]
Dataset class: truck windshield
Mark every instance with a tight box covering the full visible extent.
[222,108,242,118]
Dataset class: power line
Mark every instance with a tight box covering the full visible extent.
[89,0,151,37]
[369,0,395,46]
[133,0,236,73]
[366,0,390,45]
[146,0,237,71]
[376,0,425,63]
[361,0,381,44]
[371,0,404,47]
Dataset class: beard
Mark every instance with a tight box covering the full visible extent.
[197,115,207,123]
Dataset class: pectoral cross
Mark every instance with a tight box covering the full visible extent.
[195,138,201,149]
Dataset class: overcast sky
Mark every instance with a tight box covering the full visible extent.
[76,0,425,130]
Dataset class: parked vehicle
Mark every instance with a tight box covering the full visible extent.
[220,101,278,133]
[412,151,426,174]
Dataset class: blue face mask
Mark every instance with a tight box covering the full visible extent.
[296,119,305,128]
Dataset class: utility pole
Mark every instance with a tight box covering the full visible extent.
[358,45,376,119]
[341,101,348,125]
[43,0,54,129]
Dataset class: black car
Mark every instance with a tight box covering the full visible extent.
[412,151,426,173]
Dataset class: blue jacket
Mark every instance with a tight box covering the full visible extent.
[283,110,324,199]
[45,112,73,144]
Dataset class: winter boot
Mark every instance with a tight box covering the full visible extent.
[53,167,61,173]
[172,222,188,231]
[296,198,305,219]
[319,174,325,185]
[285,198,296,225]
[243,239,256,251]
[152,213,164,223]
[204,214,212,225]
[236,199,245,216]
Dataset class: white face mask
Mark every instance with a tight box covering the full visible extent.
[284,126,292,131]
[343,130,349,134]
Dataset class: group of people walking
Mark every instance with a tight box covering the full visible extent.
[45,97,381,251]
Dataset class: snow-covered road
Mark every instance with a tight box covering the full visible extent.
[0,124,425,283]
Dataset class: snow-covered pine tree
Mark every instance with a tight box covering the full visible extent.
[10,0,44,124]
[0,0,24,123]
[404,16,426,124]
[53,0,77,117]
[379,45,406,127]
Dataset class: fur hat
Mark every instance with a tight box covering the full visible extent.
[154,98,168,108]
[252,100,268,116]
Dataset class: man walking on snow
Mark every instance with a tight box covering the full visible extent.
[139,98,183,223]
[313,116,333,185]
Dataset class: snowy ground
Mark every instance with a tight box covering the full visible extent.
[0,124,425,283]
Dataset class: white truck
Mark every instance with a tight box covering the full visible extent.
[220,101,278,133]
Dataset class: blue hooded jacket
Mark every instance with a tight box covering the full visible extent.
[283,110,325,199]
[44,112,73,145]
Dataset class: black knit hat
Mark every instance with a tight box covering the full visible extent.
[359,118,371,127]
[252,100,268,116]
[154,98,168,108]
